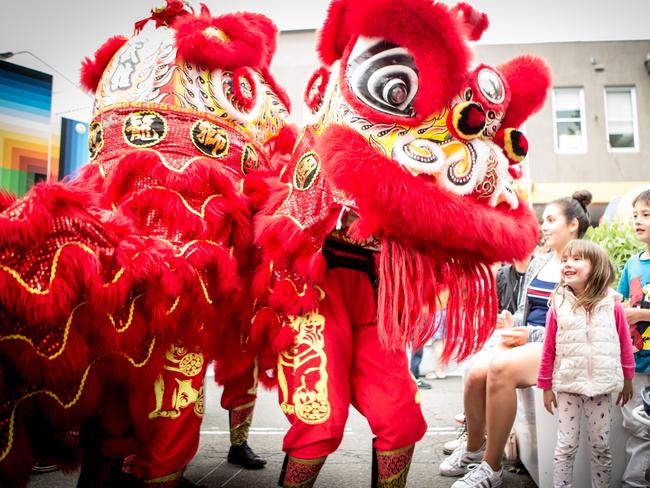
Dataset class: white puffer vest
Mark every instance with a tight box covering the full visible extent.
[552,288,623,396]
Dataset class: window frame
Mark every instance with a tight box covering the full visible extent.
[604,85,639,153]
[552,86,588,154]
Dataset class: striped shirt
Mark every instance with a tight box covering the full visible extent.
[525,276,556,327]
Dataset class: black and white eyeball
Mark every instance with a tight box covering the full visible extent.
[345,37,419,118]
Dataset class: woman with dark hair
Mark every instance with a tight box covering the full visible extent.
[440,191,593,488]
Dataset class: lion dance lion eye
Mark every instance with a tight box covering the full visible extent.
[476,68,505,104]
[345,38,419,118]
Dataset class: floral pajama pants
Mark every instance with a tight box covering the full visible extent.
[553,392,612,488]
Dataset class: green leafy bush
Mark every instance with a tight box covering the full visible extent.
[585,221,644,285]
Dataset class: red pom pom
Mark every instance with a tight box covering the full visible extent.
[447,101,486,140]
[80,36,128,93]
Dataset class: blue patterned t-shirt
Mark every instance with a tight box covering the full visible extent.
[618,251,650,373]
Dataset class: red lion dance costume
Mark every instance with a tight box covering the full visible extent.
[0,2,294,486]
[251,1,551,486]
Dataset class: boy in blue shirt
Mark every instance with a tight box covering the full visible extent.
[618,189,650,488]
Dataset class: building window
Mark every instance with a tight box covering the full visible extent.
[605,86,638,151]
[553,87,587,153]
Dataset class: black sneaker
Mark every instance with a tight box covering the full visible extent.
[227,442,267,469]
[416,378,432,390]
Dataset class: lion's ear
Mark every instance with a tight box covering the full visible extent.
[498,56,552,129]
[451,2,489,41]
[317,0,352,65]
[80,36,128,94]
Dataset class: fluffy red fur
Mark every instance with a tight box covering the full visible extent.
[173,12,278,71]
[320,0,472,120]
[80,36,128,93]
[317,0,352,65]
[498,55,552,129]
[318,124,539,263]
[0,190,15,212]
[451,2,489,41]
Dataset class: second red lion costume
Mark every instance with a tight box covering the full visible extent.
[0,2,293,486]
[251,1,551,486]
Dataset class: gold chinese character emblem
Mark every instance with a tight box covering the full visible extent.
[88,121,104,160]
[293,152,320,191]
[191,120,229,158]
[123,111,167,148]
[241,144,260,175]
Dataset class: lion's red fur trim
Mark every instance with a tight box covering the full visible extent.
[80,36,128,93]
[173,12,278,71]
[498,55,552,129]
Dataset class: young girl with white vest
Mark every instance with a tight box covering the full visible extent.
[537,240,635,488]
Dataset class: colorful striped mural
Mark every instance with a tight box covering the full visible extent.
[59,117,89,180]
[0,60,54,196]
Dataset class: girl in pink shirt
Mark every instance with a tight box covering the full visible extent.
[537,240,635,487]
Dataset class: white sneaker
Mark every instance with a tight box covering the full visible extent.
[451,461,504,488]
[442,423,468,455]
[439,441,485,477]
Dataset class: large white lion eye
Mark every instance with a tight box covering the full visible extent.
[346,38,419,118]
[477,68,505,104]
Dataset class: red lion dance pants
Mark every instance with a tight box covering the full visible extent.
[92,347,259,485]
[278,265,426,485]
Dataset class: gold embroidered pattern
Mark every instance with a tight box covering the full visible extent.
[88,121,104,160]
[293,152,320,191]
[190,119,229,158]
[278,311,330,425]
[123,111,168,148]
[149,345,205,419]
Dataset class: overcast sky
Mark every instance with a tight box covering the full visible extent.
[1,0,649,121]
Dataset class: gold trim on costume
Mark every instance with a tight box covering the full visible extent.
[0,339,155,463]
[107,294,143,333]
[197,274,213,304]
[0,242,95,295]
[166,296,181,316]
[142,470,184,484]
[0,302,85,359]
